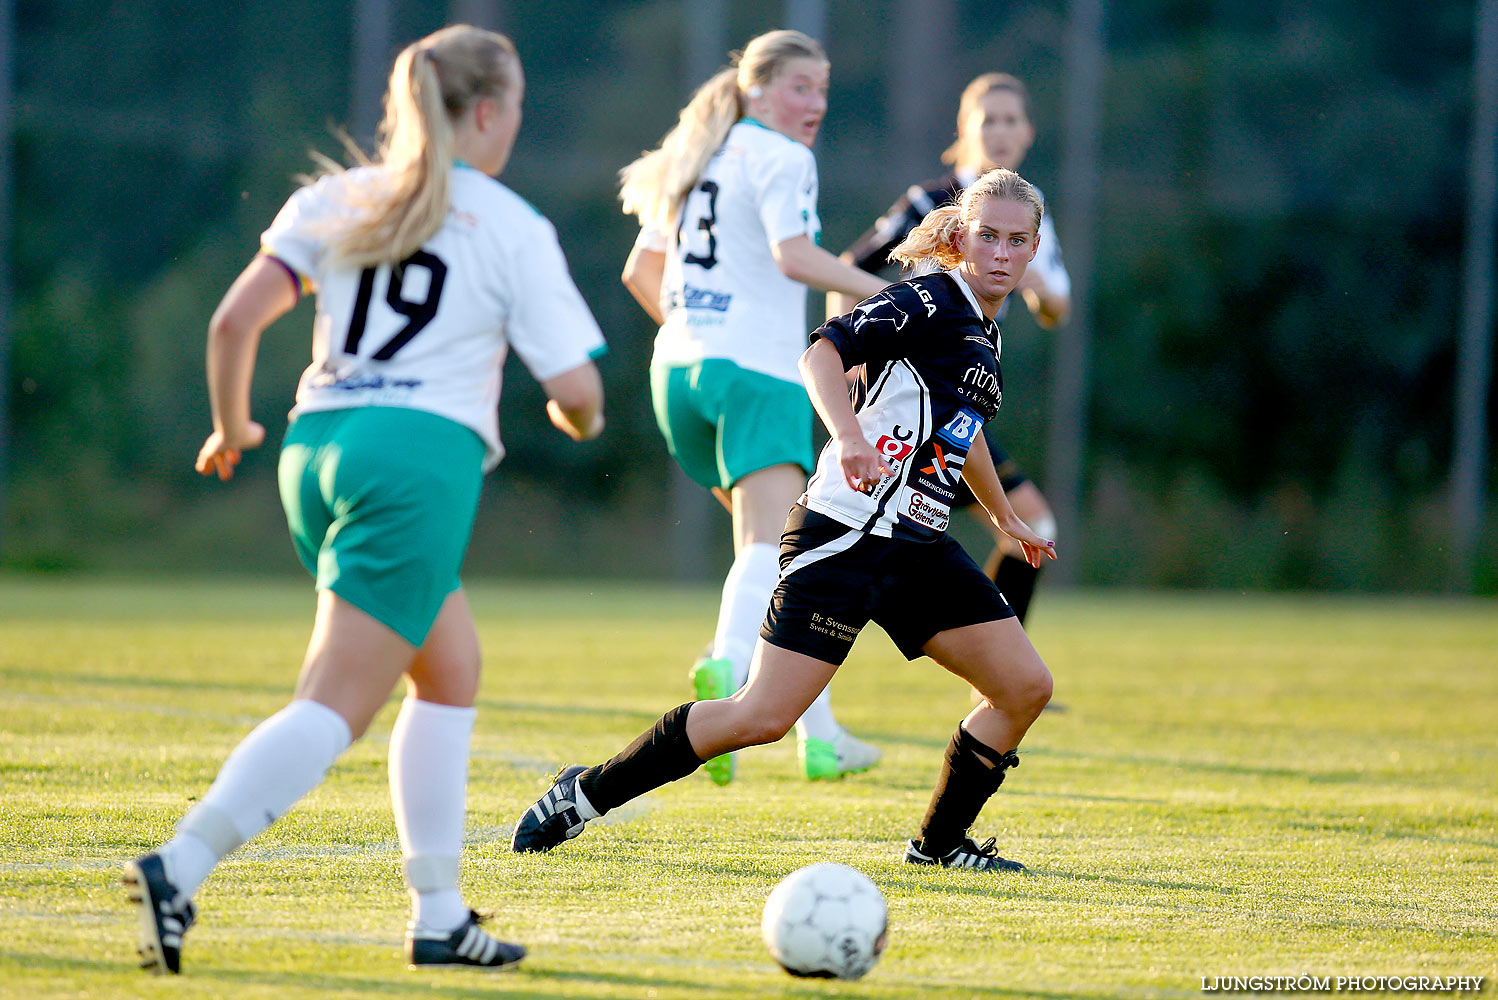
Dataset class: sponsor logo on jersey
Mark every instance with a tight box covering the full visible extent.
[875,434,915,468]
[903,490,951,531]
[913,282,938,317]
[309,366,422,393]
[936,408,982,447]
[964,335,995,349]
[919,442,967,488]
[683,285,732,312]
[852,294,909,333]
[962,365,1000,398]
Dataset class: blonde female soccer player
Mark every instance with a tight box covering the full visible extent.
[841,72,1069,627]
[515,169,1057,874]
[617,29,889,784]
[123,25,606,975]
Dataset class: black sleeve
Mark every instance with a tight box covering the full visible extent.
[845,193,926,274]
[811,283,920,370]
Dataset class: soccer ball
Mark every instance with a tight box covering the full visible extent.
[760,862,888,980]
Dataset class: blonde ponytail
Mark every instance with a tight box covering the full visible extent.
[619,29,826,231]
[318,26,519,269]
[619,68,742,231]
[889,206,966,271]
[889,168,1043,272]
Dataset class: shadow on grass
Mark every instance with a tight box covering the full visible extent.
[1027,866,1238,895]
[0,949,742,1000]
[850,733,1374,785]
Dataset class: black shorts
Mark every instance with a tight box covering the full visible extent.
[953,429,1030,508]
[759,505,1015,666]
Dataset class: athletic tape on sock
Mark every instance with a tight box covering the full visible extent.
[176,802,246,857]
[403,854,461,894]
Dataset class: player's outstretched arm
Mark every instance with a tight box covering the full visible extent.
[542,361,605,442]
[197,256,297,481]
[774,235,888,301]
[799,338,889,492]
[961,433,1057,567]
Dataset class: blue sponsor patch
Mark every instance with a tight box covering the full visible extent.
[683,285,732,311]
[934,408,983,449]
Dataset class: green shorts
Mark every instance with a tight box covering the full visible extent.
[278,407,485,646]
[650,359,815,490]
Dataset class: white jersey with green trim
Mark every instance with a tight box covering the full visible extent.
[637,119,821,385]
[261,164,605,471]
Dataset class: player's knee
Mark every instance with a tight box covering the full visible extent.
[1020,664,1053,717]
[733,705,797,746]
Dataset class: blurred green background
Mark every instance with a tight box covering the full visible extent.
[4,0,1494,591]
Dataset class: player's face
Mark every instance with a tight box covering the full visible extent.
[753,57,830,147]
[964,89,1035,171]
[954,198,1040,315]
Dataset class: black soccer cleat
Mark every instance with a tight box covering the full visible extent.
[904,836,1027,873]
[122,852,197,974]
[511,765,590,853]
[407,910,526,970]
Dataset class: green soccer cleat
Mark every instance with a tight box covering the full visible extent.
[799,730,883,780]
[689,655,737,785]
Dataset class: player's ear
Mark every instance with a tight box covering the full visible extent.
[1029,229,1040,261]
[473,96,497,132]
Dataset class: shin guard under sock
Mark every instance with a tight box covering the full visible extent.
[916,726,1020,858]
[578,703,702,815]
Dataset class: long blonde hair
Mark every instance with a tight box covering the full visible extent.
[320,25,520,268]
[619,29,827,230]
[889,168,1043,271]
[941,72,1032,168]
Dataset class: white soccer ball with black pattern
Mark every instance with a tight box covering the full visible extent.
[760,862,888,980]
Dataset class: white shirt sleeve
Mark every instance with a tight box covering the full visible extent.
[505,215,607,381]
[753,143,819,246]
[259,180,340,293]
[1032,211,1071,299]
[635,224,668,253]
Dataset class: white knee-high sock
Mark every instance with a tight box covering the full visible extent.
[160,699,352,899]
[712,542,780,689]
[389,697,475,932]
[794,684,841,743]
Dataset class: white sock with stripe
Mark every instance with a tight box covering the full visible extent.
[712,542,780,690]
[161,699,352,898]
[389,697,475,933]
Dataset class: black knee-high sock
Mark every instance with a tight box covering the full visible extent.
[995,555,1041,624]
[577,703,703,815]
[916,726,1020,857]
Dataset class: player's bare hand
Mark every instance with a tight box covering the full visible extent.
[547,400,604,441]
[997,513,1057,568]
[195,422,265,482]
[836,435,891,494]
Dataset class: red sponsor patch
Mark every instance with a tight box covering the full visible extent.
[875,435,914,463]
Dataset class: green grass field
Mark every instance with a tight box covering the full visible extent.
[2,577,1494,999]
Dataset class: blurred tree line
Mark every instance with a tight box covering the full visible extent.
[5,0,1494,591]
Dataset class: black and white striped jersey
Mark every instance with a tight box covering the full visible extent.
[801,270,1003,542]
